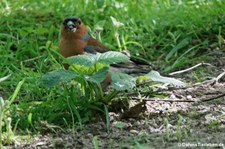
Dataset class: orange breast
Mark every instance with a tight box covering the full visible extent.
[60,38,87,58]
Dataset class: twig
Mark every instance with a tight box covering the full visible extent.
[118,87,173,97]
[193,69,225,86]
[131,97,195,102]
[215,70,225,83]
[121,85,187,97]
[22,55,44,63]
[200,93,225,102]
[169,62,215,76]
[121,92,225,103]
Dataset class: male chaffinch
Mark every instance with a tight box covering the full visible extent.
[60,17,109,58]
[59,17,149,90]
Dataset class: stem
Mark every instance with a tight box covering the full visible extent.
[115,29,122,51]
[98,32,102,42]
[121,34,127,50]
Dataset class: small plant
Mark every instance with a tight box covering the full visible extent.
[110,16,124,51]
[175,114,183,141]
[164,118,171,141]
[43,51,136,103]
[43,51,138,127]
[0,78,25,147]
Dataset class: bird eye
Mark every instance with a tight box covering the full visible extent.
[73,20,81,25]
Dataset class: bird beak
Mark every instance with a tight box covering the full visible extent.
[66,21,77,32]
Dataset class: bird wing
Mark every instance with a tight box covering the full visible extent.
[81,33,150,76]
[81,31,109,54]
[84,45,103,54]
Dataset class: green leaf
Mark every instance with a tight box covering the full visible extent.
[110,16,124,28]
[95,0,106,9]
[98,51,130,65]
[104,105,110,133]
[85,67,109,83]
[166,44,202,72]
[43,69,78,87]
[0,74,11,83]
[65,54,97,66]
[166,37,190,61]
[9,78,26,105]
[92,136,99,149]
[111,72,136,91]
[146,70,187,87]
[94,20,106,31]
[28,113,32,125]
[65,51,129,67]
[114,121,126,129]
[208,120,220,128]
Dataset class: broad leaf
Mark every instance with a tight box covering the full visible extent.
[96,0,105,8]
[64,51,129,68]
[111,72,136,91]
[65,54,97,66]
[98,51,130,65]
[43,69,77,87]
[110,16,124,28]
[94,20,106,31]
[146,70,187,87]
[85,67,109,83]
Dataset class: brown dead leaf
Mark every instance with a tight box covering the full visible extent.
[120,101,147,119]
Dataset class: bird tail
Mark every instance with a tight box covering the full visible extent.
[110,62,151,76]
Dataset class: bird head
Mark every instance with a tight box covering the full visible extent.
[62,17,82,33]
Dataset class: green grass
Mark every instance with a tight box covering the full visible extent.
[0,0,225,145]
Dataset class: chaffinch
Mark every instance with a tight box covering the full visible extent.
[59,17,149,90]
